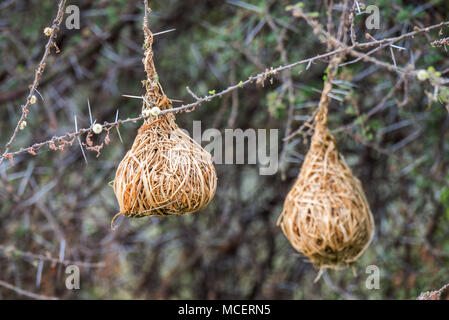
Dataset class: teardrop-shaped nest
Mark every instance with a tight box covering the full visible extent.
[112,6,217,220]
[113,114,217,218]
[277,126,374,270]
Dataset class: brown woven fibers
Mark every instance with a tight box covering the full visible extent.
[113,116,217,218]
[277,59,374,270]
[112,6,217,223]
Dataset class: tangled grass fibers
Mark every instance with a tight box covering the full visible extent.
[277,60,374,272]
[112,6,217,225]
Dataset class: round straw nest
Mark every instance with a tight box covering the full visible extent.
[112,10,217,220]
[278,111,374,270]
[113,112,217,218]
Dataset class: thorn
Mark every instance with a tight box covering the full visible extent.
[74,115,88,165]
[367,34,405,51]
[306,60,312,70]
[365,33,375,41]
[226,0,263,14]
[186,87,200,100]
[331,88,350,95]
[87,99,93,125]
[142,96,151,109]
[153,28,176,36]
[36,260,44,288]
[294,115,312,121]
[390,46,397,68]
[355,0,361,14]
[285,157,303,164]
[34,89,44,101]
[122,94,144,99]
[390,44,406,50]
[59,239,66,262]
[115,109,123,144]
[326,93,344,102]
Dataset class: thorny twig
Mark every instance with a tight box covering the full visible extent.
[1,8,448,165]
[0,0,67,166]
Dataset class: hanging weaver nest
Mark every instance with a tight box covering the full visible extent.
[277,59,374,272]
[112,6,217,226]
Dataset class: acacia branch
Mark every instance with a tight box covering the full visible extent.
[1,15,447,163]
[0,0,67,166]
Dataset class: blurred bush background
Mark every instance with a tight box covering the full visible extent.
[1,0,449,299]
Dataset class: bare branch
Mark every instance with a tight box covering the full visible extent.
[0,280,59,300]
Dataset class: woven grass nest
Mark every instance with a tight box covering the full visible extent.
[112,8,217,224]
[277,63,374,271]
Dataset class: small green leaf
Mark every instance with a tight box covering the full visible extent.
[306,12,319,18]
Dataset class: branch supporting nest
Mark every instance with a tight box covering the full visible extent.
[2,19,448,162]
[111,2,217,228]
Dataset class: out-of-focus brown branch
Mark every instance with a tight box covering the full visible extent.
[0,280,59,300]
[0,245,105,269]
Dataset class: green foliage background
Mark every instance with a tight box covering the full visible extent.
[0,0,449,299]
